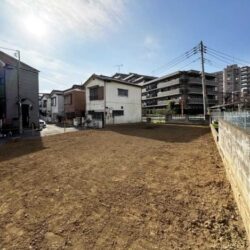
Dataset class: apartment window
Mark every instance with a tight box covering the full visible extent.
[118,88,128,97]
[113,110,124,116]
[89,86,104,100]
[51,97,56,106]
[65,94,72,105]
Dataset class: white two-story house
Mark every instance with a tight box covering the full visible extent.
[50,90,64,122]
[85,74,142,125]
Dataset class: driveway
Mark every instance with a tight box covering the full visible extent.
[40,124,82,137]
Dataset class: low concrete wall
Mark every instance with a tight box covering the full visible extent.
[211,120,250,241]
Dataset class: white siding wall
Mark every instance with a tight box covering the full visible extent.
[86,78,142,124]
[105,82,141,124]
[51,94,64,122]
[51,94,64,115]
[86,78,105,112]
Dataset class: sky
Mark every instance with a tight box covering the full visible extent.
[1,0,250,93]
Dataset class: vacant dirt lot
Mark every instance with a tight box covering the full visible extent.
[0,124,248,249]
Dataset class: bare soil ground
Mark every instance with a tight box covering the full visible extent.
[0,124,248,249]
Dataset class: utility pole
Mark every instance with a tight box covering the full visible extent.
[16,50,23,134]
[199,41,207,119]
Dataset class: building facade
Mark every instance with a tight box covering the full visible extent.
[51,90,64,122]
[213,64,250,105]
[0,51,39,129]
[142,70,218,115]
[85,74,142,125]
[40,93,51,122]
[240,66,250,93]
[64,85,85,121]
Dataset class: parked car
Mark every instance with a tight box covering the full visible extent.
[39,119,46,130]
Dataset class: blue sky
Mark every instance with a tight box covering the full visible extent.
[1,0,250,92]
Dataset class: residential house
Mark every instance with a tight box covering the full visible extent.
[142,70,218,115]
[40,93,51,122]
[0,51,39,129]
[64,85,85,123]
[50,90,64,122]
[85,74,142,125]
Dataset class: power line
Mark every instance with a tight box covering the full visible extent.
[178,57,200,70]
[206,51,235,65]
[151,45,199,74]
[204,57,227,69]
[206,46,250,65]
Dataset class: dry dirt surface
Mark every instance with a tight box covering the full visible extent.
[0,124,248,250]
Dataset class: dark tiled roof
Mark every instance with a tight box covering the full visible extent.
[84,74,142,88]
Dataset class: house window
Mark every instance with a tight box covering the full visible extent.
[118,88,128,97]
[89,86,104,100]
[113,110,124,116]
[43,100,47,107]
[65,94,72,105]
[51,97,56,106]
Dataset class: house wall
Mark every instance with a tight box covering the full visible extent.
[105,82,142,124]
[40,95,51,116]
[86,78,142,124]
[51,94,64,121]
[64,89,85,116]
[86,78,105,112]
[5,67,39,127]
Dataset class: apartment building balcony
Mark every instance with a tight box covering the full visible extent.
[188,98,217,105]
[188,87,217,95]
[158,88,180,97]
[158,98,179,106]
[188,77,217,86]
[157,79,180,89]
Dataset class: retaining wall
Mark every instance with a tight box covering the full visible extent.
[211,120,250,241]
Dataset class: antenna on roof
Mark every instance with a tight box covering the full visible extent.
[114,64,123,73]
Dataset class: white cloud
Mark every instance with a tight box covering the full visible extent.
[143,35,161,59]
[1,0,129,92]
[0,38,92,92]
[4,0,128,40]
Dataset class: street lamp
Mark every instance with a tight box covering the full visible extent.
[0,46,22,134]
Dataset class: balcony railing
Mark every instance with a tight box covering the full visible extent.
[158,88,180,97]
[188,98,217,104]
[157,79,180,89]
[188,87,217,95]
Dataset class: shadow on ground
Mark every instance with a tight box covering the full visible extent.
[103,123,210,143]
[0,136,45,163]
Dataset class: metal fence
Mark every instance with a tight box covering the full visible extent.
[142,114,207,124]
[211,111,250,131]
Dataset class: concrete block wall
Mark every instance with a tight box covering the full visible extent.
[216,120,250,241]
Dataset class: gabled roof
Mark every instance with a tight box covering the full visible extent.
[84,74,142,88]
[50,90,64,95]
[63,84,85,93]
[0,51,39,73]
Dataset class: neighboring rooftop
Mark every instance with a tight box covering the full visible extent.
[143,70,216,86]
[84,74,143,88]
[112,72,157,84]
[0,51,39,73]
